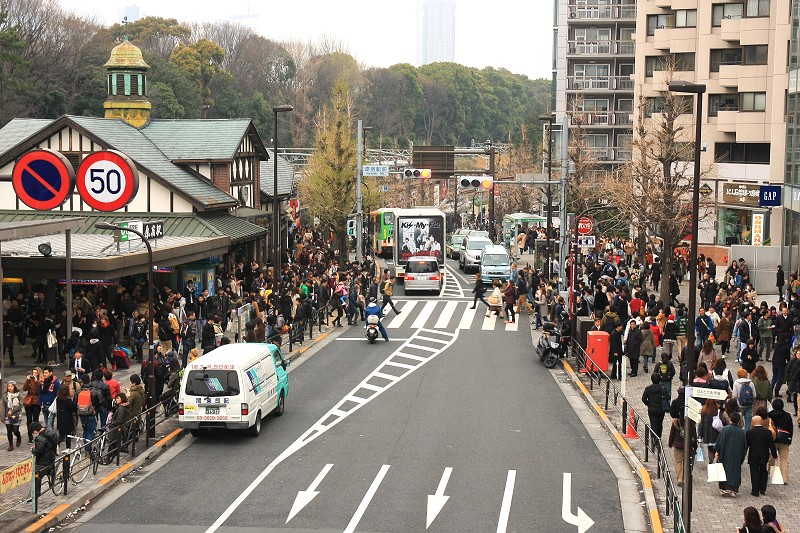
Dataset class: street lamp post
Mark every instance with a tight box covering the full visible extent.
[95,222,155,437]
[272,104,294,280]
[539,114,555,279]
[668,79,706,533]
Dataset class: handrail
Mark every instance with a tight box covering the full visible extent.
[569,341,684,531]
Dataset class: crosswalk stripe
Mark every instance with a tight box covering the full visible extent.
[411,301,438,328]
[384,361,416,370]
[406,343,438,352]
[505,320,518,331]
[415,335,451,344]
[434,301,459,329]
[482,313,497,330]
[386,300,417,328]
[373,371,401,381]
[394,352,427,362]
[457,306,477,329]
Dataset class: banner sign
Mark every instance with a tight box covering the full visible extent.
[0,458,33,494]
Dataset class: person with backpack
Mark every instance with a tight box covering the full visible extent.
[733,368,756,430]
[600,305,621,334]
[90,369,111,429]
[29,421,58,498]
[74,374,101,446]
[180,311,197,368]
[674,309,689,357]
[655,352,676,396]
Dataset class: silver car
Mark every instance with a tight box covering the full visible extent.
[403,257,442,293]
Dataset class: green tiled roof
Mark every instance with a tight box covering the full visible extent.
[260,155,295,197]
[0,119,52,159]
[68,116,236,207]
[141,119,252,161]
[200,214,268,243]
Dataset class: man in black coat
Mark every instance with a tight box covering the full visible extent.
[777,265,786,302]
[642,373,667,441]
[183,280,196,314]
[626,321,643,377]
[774,305,793,340]
[746,415,778,496]
[609,322,624,380]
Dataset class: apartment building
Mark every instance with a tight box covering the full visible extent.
[633,0,790,253]
[554,0,637,170]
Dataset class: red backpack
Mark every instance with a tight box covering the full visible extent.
[77,388,95,416]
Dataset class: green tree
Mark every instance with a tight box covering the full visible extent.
[110,16,190,59]
[150,82,184,118]
[170,38,229,114]
[143,51,200,118]
[299,79,378,257]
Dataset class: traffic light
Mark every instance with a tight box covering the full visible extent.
[459,176,493,191]
[403,168,432,179]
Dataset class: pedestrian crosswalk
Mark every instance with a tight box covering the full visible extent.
[381,299,526,332]
[440,267,464,298]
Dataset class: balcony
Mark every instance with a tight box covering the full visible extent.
[716,109,738,133]
[653,28,672,50]
[568,111,633,127]
[566,76,635,92]
[669,27,697,53]
[567,4,636,21]
[737,64,768,92]
[720,16,742,42]
[718,64,739,88]
[567,40,635,57]
[581,146,632,163]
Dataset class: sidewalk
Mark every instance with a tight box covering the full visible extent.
[570,285,797,533]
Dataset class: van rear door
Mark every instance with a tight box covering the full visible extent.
[181,367,242,423]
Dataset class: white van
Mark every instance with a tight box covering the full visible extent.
[178,343,289,437]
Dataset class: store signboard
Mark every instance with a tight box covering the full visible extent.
[722,184,760,206]
[752,212,765,246]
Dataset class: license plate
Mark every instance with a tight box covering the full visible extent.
[206,407,220,415]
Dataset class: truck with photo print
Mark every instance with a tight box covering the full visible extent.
[392,207,446,280]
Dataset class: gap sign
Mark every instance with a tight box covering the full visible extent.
[760,185,781,207]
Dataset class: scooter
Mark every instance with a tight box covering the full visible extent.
[536,321,570,368]
[365,314,380,343]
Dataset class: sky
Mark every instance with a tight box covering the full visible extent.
[60,0,552,80]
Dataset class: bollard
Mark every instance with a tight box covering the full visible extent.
[117,427,122,466]
[62,453,70,496]
[605,379,610,410]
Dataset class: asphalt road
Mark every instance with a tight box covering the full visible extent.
[68,259,624,533]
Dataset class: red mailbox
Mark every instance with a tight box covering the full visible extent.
[582,330,610,373]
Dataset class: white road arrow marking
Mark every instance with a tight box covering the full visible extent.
[286,463,333,523]
[562,473,595,533]
[343,464,391,533]
[426,467,453,529]
[496,470,516,533]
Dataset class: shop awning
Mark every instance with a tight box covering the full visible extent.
[200,214,268,243]
[504,213,547,224]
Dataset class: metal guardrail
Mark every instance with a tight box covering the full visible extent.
[570,342,685,533]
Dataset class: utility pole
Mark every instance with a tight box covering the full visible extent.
[559,115,569,290]
[540,114,554,279]
[488,145,496,241]
[356,120,364,263]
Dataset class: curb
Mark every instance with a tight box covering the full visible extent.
[562,361,663,533]
[4,428,186,533]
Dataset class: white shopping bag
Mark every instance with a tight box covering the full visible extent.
[707,463,727,483]
[769,465,784,485]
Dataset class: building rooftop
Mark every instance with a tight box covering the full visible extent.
[104,37,150,69]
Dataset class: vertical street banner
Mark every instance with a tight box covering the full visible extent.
[752,213,764,246]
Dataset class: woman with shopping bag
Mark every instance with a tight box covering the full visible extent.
[714,411,747,497]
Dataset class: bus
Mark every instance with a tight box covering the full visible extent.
[368,208,396,257]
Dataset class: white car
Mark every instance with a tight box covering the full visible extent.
[459,236,492,274]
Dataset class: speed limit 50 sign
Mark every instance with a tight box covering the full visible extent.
[76,151,139,211]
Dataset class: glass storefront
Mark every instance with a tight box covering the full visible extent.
[718,208,753,245]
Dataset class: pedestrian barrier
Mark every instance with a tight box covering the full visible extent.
[570,341,685,533]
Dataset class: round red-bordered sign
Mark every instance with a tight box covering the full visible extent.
[577,215,596,236]
[76,151,139,211]
[12,149,75,210]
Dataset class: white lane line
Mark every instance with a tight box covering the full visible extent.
[445,266,465,297]
[343,465,391,533]
[372,371,401,381]
[505,320,518,332]
[204,329,458,533]
[415,335,451,344]
[406,343,439,353]
[457,306,477,330]
[482,312,497,330]
[383,361,416,370]
[496,470,517,533]
[394,352,427,362]
[360,383,383,392]
[387,300,417,328]
[434,301,459,329]
[411,301,438,329]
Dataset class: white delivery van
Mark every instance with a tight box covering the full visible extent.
[178,343,289,437]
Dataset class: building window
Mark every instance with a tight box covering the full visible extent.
[715,142,771,163]
[718,208,753,245]
[674,53,695,71]
[745,0,770,17]
[124,74,131,96]
[709,94,740,116]
[710,48,743,72]
[645,96,694,117]
[111,74,117,96]
[743,45,768,64]
[137,74,143,96]
[645,54,694,76]
[676,10,697,27]
[574,28,611,41]
[647,14,675,35]
[712,3,744,26]
[741,92,767,111]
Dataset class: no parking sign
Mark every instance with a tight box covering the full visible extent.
[12,149,75,210]
[76,151,139,211]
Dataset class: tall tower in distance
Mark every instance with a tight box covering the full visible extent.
[417,0,456,66]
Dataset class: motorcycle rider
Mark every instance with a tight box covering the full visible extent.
[364,297,389,342]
